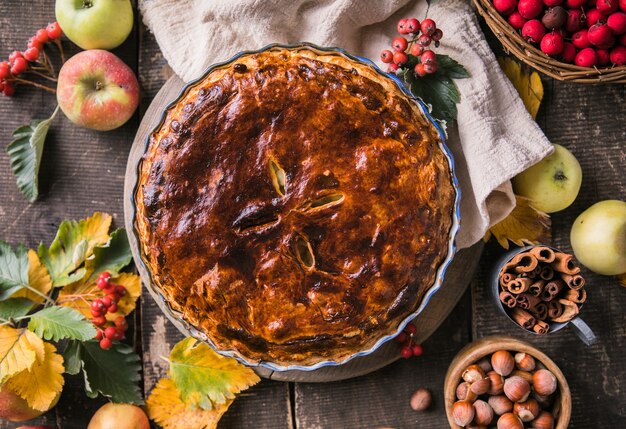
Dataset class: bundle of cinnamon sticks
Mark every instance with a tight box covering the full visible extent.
[498,246,587,335]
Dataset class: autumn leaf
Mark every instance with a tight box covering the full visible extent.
[38,212,112,287]
[5,341,64,411]
[169,337,260,410]
[57,272,141,321]
[0,326,44,382]
[485,196,551,249]
[147,378,232,429]
[498,57,544,119]
[0,241,30,300]
[85,229,133,283]
[11,250,52,304]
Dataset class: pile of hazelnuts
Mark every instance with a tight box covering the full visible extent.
[492,0,626,68]
[451,350,559,429]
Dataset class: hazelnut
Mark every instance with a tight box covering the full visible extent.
[486,371,504,395]
[470,377,492,396]
[456,381,477,402]
[532,391,554,408]
[488,395,513,415]
[462,364,486,383]
[510,369,533,384]
[533,410,556,429]
[409,387,432,411]
[513,398,540,422]
[503,376,530,403]
[473,399,494,426]
[476,356,493,373]
[497,412,523,429]
[533,369,557,396]
[466,426,487,429]
[491,350,514,376]
[452,400,475,426]
[514,352,536,371]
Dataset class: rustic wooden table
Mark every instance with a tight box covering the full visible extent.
[0,2,625,428]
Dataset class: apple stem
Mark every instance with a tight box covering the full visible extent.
[13,78,57,93]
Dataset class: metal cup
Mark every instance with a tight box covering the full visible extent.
[490,245,597,346]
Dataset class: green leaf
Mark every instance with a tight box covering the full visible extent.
[0,241,29,300]
[0,298,35,320]
[169,337,260,410]
[28,306,96,341]
[436,54,470,79]
[38,212,112,287]
[79,341,143,404]
[6,107,58,202]
[62,340,83,375]
[85,229,132,283]
[407,70,462,125]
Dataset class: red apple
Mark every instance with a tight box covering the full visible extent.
[57,50,139,131]
[87,403,149,429]
[0,386,46,422]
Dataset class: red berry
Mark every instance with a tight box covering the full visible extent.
[114,316,128,328]
[113,329,124,341]
[46,22,62,39]
[404,323,417,335]
[104,326,117,339]
[410,44,424,56]
[10,57,27,75]
[93,316,107,327]
[100,338,113,350]
[392,36,408,52]
[97,272,112,289]
[397,18,410,34]
[91,308,104,318]
[560,42,577,62]
[3,83,15,97]
[589,22,615,46]
[432,28,443,41]
[595,48,610,65]
[610,45,626,64]
[522,19,546,43]
[23,47,40,62]
[540,33,565,55]
[406,18,420,34]
[421,50,437,65]
[392,51,408,65]
[597,0,619,14]
[421,19,437,36]
[400,346,413,359]
[115,285,127,296]
[418,35,432,46]
[621,0,626,11]
[575,47,599,66]
[8,51,23,63]
[101,296,113,308]
[381,49,394,63]
[518,0,543,19]
[608,12,626,35]
[494,0,518,14]
[508,11,528,29]
[108,303,118,313]
[95,329,103,340]
[566,9,585,33]
[27,37,43,51]
[106,292,120,303]
[0,62,10,80]
[572,29,591,48]
[543,0,563,5]
[414,63,427,77]
[395,332,408,343]
[387,63,399,73]
[586,9,606,28]
[411,344,424,356]
[423,63,438,74]
[35,28,49,43]
[565,0,586,7]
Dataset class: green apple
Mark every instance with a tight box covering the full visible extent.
[512,144,582,213]
[55,0,133,50]
[570,200,626,276]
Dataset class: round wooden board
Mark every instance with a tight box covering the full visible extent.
[124,75,483,383]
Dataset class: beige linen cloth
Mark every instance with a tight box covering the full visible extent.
[139,0,553,249]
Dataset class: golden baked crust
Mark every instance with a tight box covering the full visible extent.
[135,47,455,366]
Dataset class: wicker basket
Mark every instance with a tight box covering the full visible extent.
[473,0,626,84]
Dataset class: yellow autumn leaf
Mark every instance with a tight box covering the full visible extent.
[11,250,52,304]
[484,195,551,249]
[57,272,141,321]
[0,326,44,382]
[5,341,64,411]
[498,57,544,119]
[147,378,232,429]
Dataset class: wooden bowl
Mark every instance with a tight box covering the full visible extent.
[444,336,571,428]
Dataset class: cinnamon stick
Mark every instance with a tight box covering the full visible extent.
[528,302,548,320]
[511,308,536,329]
[529,246,556,263]
[539,265,554,281]
[563,288,587,304]
[547,301,564,319]
[500,272,516,289]
[507,277,533,294]
[551,299,580,323]
[528,280,546,297]
[500,291,518,308]
[533,320,550,335]
[541,279,564,302]
[516,293,542,310]
[552,252,581,275]
[511,252,539,274]
[560,273,586,290]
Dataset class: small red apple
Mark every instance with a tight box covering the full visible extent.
[87,403,149,429]
[57,50,139,131]
[0,386,46,422]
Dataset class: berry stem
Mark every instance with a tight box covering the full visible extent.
[41,49,56,76]
[13,78,56,93]
[25,69,58,82]
[20,282,56,306]
[53,39,65,64]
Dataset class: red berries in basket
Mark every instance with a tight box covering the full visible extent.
[491,0,626,68]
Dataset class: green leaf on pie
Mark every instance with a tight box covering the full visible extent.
[169,337,260,410]
[85,229,132,283]
[0,298,35,320]
[28,306,96,341]
[6,106,58,202]
[0,241,30,300]
[62,340,82,376]
[79,341,143,404]
[38,212,112,287]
